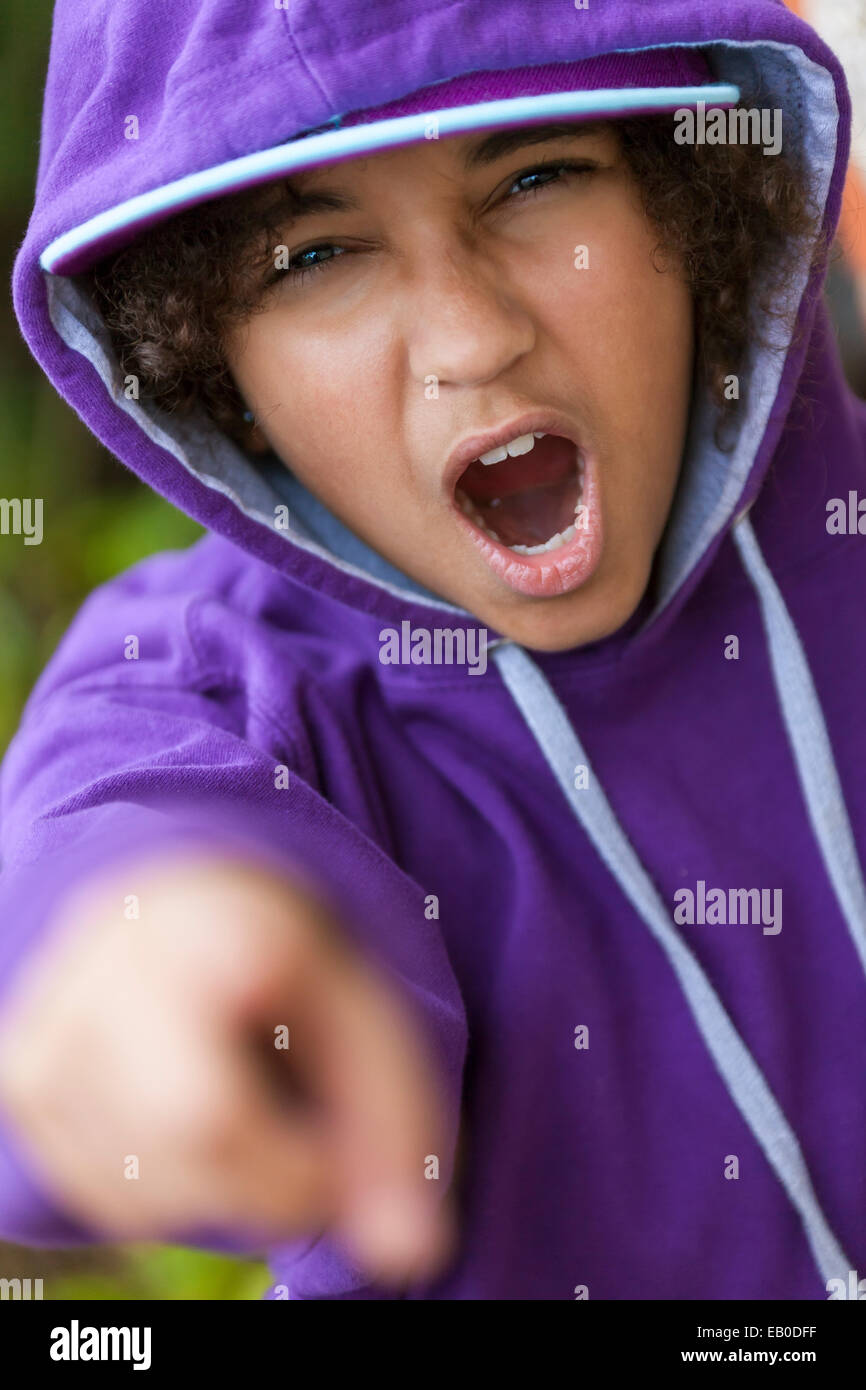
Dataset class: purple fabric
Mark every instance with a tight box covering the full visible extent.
[4,0,866,1299]
[339,47,715,124]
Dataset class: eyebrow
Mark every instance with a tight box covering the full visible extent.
[461,120,607,168]
[276,121,606,225]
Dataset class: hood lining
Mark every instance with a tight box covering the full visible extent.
[646,40,839,624]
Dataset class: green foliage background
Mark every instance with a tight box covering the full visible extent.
[0,2,264,1300]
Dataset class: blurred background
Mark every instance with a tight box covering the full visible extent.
[0,1,263,1300]
[1,0,866,1300]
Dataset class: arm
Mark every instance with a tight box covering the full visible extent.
[0,588,467,1276]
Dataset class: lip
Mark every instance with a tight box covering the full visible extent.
[446,410,604,599]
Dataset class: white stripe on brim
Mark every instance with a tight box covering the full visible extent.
[40,83,739,274]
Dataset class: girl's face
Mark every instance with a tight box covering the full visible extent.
[223,122,694,650]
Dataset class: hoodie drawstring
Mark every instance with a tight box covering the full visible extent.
[732,514,866,973]
[492,514,863,1289]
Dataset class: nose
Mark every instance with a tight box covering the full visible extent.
[406,235,535,389]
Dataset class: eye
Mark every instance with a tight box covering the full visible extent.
[266,242,347,288]
[503,158,598,204]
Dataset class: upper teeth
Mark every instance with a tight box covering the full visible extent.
[477,431,546,466]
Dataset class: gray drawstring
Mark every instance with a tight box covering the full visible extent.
[493,529,857,1288]
[733,513,866,974]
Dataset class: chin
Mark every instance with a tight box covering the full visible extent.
[483,568,650,653]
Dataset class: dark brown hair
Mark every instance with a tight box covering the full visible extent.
[86,111,824,450]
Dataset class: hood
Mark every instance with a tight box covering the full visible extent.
[10,0,852,639]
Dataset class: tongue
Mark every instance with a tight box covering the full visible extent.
[458,434,579,547]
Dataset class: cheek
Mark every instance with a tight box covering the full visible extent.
[522,205,691,406]
[232,311,395,453]
[520,203,692,472]
[513,202,692,553]
[228,314,409,534]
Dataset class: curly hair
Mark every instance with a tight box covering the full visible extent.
[85,110,825,451]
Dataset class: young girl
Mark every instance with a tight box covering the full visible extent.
[2,0,865,1299]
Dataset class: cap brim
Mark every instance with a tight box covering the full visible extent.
[40,83,739,274]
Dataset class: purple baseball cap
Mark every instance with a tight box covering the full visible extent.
[40,47,738,274]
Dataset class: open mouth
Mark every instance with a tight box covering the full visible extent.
[455,432,583,554]
[452,429,602,597]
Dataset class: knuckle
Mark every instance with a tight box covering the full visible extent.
[203,1100,244,1158]
[173,1088,242,1162]
[159,1082,223,1153]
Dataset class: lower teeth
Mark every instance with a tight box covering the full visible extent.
[510,521,577,556]
[456,459,585,555]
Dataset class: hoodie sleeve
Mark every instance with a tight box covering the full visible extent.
[0,559,467,1249]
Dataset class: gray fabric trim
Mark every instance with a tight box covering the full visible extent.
[646,40,839,625]
[492,640,852,1288]
[733,515,866,975]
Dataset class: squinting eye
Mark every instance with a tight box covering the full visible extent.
[286,243,346,280]
[506,160,595,201]
[264,242,347,290]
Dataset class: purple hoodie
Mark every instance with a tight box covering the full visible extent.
[4,0,866,1300]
